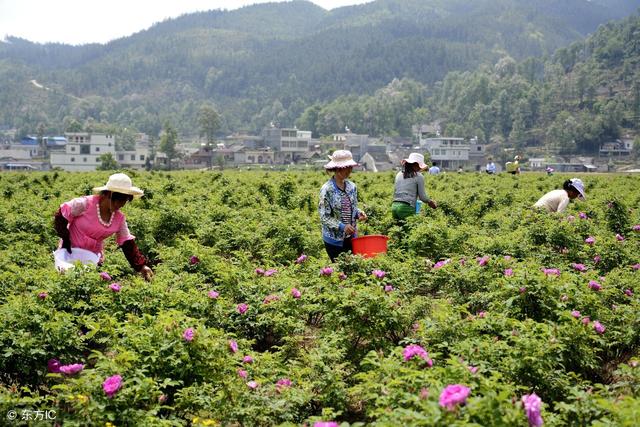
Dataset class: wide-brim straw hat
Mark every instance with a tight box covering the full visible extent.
[93,173,144,198]
[324,150,358,169]
[402,152,427,170]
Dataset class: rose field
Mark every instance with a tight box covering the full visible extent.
[0,170,639,426]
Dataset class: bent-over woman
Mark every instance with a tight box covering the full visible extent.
[53,173,154,280]
[391,153,437,222]
[533,178,585,213]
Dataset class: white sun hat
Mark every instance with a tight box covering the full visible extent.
[324,150,358,169]
[402,153,427,170]
[570,178,586,200]
[93,173,144,198]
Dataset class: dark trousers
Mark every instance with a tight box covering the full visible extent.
[324,238,353,262]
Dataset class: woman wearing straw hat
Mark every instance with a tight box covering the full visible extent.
[319,150,367,261]
[53,173,154,280]
[391,153,437,222]
[533,178,586,213]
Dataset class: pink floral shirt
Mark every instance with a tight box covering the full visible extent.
[59,195,134,259]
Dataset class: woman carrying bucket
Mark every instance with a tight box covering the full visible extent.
[391,153,437,222]
[319,150,367,262]
[53,173,154,280]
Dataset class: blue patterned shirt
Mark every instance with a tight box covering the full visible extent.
[319,178,361,246]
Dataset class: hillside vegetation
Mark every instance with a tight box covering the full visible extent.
[0,0,639,151]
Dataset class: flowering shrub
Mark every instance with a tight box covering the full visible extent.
[0,171,639,425]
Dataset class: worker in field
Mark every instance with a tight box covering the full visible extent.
[53,173,154,280]
[505,155,521,175]
[391,152,437,223]
[533,178,586,213]
[319,150,367,261]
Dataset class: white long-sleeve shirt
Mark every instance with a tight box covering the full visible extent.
[534,189,570,212]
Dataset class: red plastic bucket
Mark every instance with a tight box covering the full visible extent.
[352,235,389,258]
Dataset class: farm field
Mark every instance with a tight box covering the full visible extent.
[0,170,639,426]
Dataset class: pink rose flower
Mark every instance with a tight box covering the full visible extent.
[519,287,527,294]
[572,263,587,272]
[242,355,254,364]
[588,280,602,291]
[468,366,478,374]
[99,272,112,281]
[571,310,581,318]
[593,321,606,334]
[291,288,301,299]
[624,289,633,297]
[560,294,568,302]
[338,272,347,280]
[439,384,471,410]
[237,369,248,378]
[372,269,386,279]
[276,378,292,393]
[320,267,334,276]
[255,268,265,276]
[237,303,248,314]
[420,387,430,399]
[207,290,219,299]
[402,344,433,366]
[183,328,195,342]
[38,292,48,299]
[616,233,625,241]
[521,393,543,427]
[262,294,280,304]
[504,268,513,277]
[189,255,200,265]
[59,363,84,375]
[542,268,560,277]
[476,311,487,318]
[247,380,259,389]
[229,339,238,353]
[593,255,601,264]
[47,358,61,373]
[633,224,640,231]
[109,283,121,292]
[264,269,277,277]
[313,423,338,427]
[295,254,308,264]
[567,215,575,222]
[384,285,394,292]
[433,259,450,270]
[103,374,122,398]
[633,264,640,271]
[579,212,588,220]
[582,316,590,325]
[477,255,490,266]
[585,236,595,245]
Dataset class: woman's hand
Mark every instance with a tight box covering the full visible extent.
[344,224,356,236]
[140,265,154,281]
[428,200,438,209]
[357,211,368,222]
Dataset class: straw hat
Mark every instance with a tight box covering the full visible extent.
[569,178,586,200]
[402,153,427,170]
[93,173,144,198]
[324,150,358,169]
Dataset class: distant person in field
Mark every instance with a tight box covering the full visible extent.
[428,161,441,175]
[505,155,521,175]
[391,152,437,222]
[319,150,367,262]
[485,158,496,174]
[533,178,586,213]
[53,173,154,280]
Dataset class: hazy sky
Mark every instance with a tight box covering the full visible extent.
[0,0,373,45]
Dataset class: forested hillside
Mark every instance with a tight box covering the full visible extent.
[0,0,639,148]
